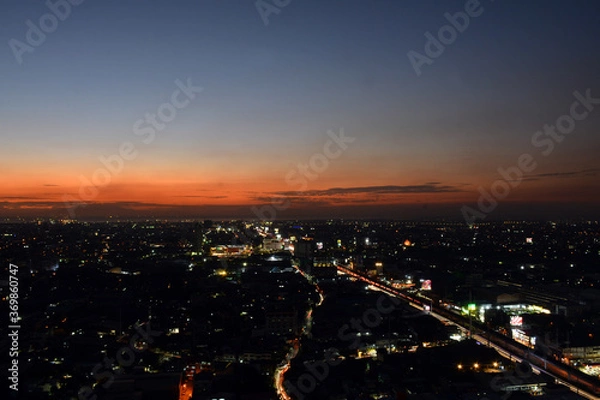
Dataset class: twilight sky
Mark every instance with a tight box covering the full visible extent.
[1,0,599,221]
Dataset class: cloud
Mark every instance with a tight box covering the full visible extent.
[0,196,44,200]
[173,195,228,199]
[0,201,63,210]
[524,168,600,182]
[246,183,464,208]
[251,196,332,206]
[273,183,463,197]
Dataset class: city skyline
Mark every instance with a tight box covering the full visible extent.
[2,0,600,221]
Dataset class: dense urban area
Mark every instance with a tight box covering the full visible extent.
[2,219,600,399]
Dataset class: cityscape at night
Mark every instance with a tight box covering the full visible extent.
[1,0,600,399]
[3,219,600,399]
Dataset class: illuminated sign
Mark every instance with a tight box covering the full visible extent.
[510,316,523,326]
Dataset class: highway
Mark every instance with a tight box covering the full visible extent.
[469,332,598,400]
[334,263,600,400]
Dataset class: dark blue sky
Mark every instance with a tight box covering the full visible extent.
[1,0,599,220]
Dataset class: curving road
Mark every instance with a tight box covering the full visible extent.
[275,266,324,400]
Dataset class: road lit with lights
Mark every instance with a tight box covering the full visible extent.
[178,365,196,400]
[275,265,324,400]
[334,262,600,400]
[275,338,300,400]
